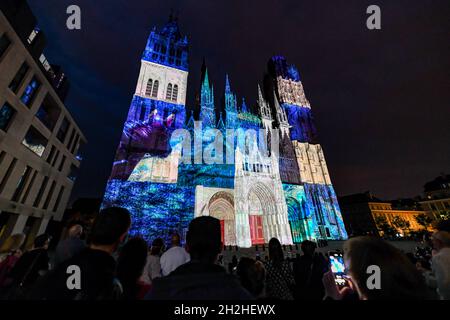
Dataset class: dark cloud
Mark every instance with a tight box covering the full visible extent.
[27,0,450,201]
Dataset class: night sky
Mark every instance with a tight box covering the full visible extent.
[27,0,450,202]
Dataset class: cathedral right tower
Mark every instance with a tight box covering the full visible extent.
[264,56,348,241]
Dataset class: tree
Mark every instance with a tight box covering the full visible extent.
[415,213,433,231]
[438,210,450,221]
[391,216,410,235]
[374,215,396,238]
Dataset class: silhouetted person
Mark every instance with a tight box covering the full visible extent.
[160,233,190,276]
[293,240,328,300]
[228,255,238,274]
[5,234,50,299]
[141,238,164,284]
[322,236,434,300]
[147,216,252,300]
[117,237,151,300]
[30,207,131,300]
[52,224,85,268]
[237,257,266,299]
[264,238,295,300]
[0,233,25,289]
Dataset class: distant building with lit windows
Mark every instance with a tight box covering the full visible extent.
[419,174,450,220]
[339,192,425,237]
[0,1,86,248]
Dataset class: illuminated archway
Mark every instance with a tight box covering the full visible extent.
[208,191,236,246]
[246,182,278,244]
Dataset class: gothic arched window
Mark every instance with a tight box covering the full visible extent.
[152,80,159,98]
[166,83,173,100]
[172,84,178,102]
[145,79,153,96]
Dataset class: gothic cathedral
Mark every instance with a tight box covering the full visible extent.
[102,16,348,247]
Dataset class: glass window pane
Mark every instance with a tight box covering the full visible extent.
[22,126,48,157]
[9,62,29,93]
[20,76,41,106]
[0,103,16,132]
[35,95,61,131]
[0,33,11,58]
[57,117,70,142]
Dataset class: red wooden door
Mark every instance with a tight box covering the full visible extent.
[249,215,264,245]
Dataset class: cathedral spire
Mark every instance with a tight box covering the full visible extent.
[273,89,289,130]
[258,84,271,120]
[225,74,231,93]
[217,112,226,131]
[224,74,238,128]
[241,98,248,113]
[200,67,216,128]
[257,84,266,109]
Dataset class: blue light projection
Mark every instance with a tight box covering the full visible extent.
[142,20,188,71]
[283,104,318,143]
[103,18,348,245]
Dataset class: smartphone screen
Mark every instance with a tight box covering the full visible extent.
[329,252,346,286]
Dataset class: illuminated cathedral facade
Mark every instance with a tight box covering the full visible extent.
[102,17,348,247]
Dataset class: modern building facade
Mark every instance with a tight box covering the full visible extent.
[103,17,347,247]
[0,1,86,247]
[339,192,425,236]
[419,174,450,220]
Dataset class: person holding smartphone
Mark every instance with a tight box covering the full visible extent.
[322,236,433,300]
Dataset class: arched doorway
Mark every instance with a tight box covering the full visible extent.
[286,197,309,243]
[246,183,278,245]
[208,191,236,246]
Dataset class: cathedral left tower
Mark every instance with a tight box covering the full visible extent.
[108,16,188,181]
[102,17,194,242]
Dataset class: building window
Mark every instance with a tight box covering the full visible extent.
[11,166,32,202]
[51,150,60,167]
[57,117,70,142]
[58,155,66,172]
[35,95,61,131]
[33,176,49,207]
[172,84,178,102]
[66,128,76,150]
[20,170,37,204]
[70,134,80,154]
[0,103,16,132]
[9,62,29,93]
[166,83,173,100]
[52,186,65,212]
[145,79,153,96]
[152,80,159,97]
[0,33,11,58]
[75,140,84,161]
[22,126,48,157]
[27,28,40,44]
[20,76,41,106]
[42,180,56,210]
[0,158,17,195]
[46,145,56,164]
[68,164,79,182]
